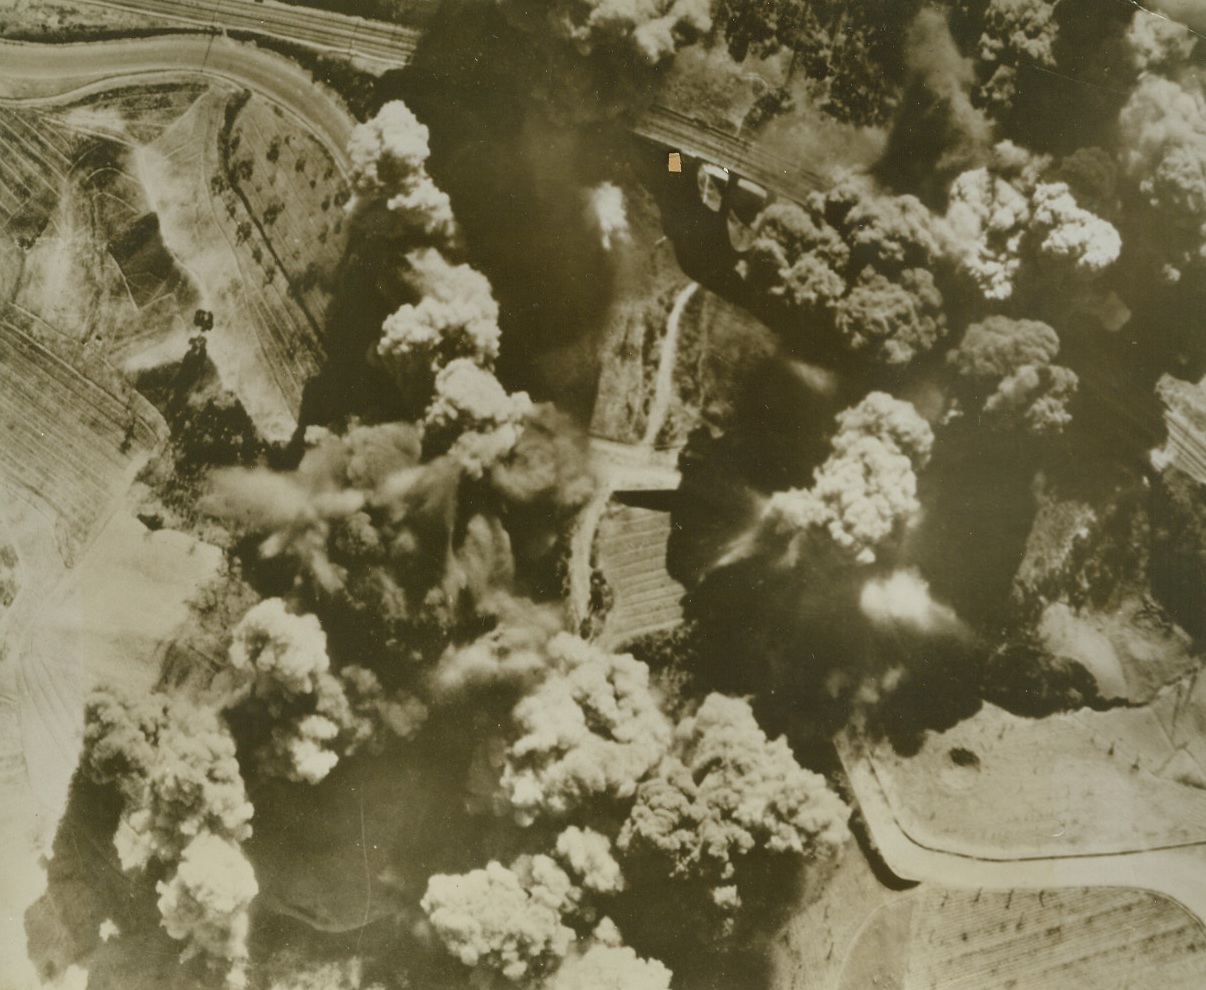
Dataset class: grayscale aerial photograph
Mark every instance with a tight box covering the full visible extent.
[0,0,1204,987]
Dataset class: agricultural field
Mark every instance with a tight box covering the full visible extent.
[771,837,912,990]
[903,887,1205,990]
[593,501,685,649]
[865,687,1206,859]
[0,74,348,980]
[137,86,330,440]
[221,91,349,323]
[0,104,83,252]
[834,886,1206,990]
[0,305,164,564]
[774,835,1206,990]
[1156,374,1206,486]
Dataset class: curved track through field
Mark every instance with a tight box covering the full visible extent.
[0,34,356,170]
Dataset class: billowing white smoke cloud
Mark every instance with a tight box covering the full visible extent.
[544,941,672,990]
[422,840,651,985]
[1029,181,1121,273]
[530,0,711,64]
[156,833,258,990]
[587,182,630,251]
[377,249,503,385]
[859,569,962,635]
[501,633,673,824]
[976,0,1059,108]
[1117,73,1206,276]
[424,359,535,474]
[762,392,935,564]
[228,597,330,696]
[942,153,1120,297]
[1127,9,1197,72]
[617,693,849,915]
[421,857,576,980]
[555,826,625,895]
[943,166,1032,300]
[348,101,455,239]
[228,599,426,784]
[83,689,254,872]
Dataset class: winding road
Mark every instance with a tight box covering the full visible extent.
[3,14,1203,988]
[0,34,357,169]
[642,281,697,447]
[837,731,1206,927]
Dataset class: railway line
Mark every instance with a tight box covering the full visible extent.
[33,2,827,208]
[634,104,829,204]
[72,0,424,69]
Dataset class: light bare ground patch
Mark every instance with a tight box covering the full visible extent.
[135,86,327,441]
[771,837,914,990]
[54,82,209,145]
[834,896,915,990]
[866,698,1206,859]
[1,93,208,374]
[1039,596,1199,702]
[14,510,222,811]
[14,161,109,343]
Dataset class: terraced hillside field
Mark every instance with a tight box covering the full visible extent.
[775,841,1206,990]
[0,306,164,564]
[895,887,1205,990]
[595,502,685,649]
[0,50,361,986]
[222,92,349,325]
[0,105,80,241]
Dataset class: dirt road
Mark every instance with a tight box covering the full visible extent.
[0,34,356,169]
[837,730,1206,926]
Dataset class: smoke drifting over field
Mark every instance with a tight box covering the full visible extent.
[39,2,1206,989]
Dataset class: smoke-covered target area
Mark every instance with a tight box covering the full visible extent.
[20,1,1206,990]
